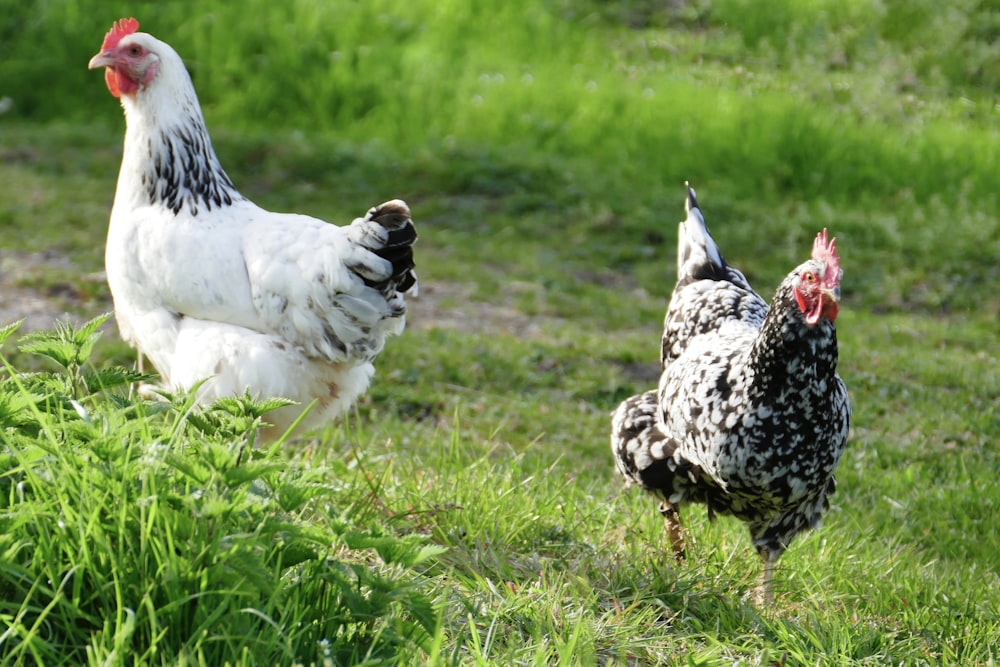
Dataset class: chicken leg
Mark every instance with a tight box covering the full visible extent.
[659,500,687,560]
[755,549,779,605]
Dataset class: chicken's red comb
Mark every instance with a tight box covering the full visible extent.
[812,228,840,275]
[101,18,140,51]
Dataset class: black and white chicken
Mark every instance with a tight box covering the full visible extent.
[89,18,417,437]
[611,184,850,602]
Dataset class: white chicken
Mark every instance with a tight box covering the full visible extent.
[89,18,417,437]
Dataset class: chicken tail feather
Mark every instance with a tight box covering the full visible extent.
[675,182,757,292]
[675,182,730,285]
[353,200,418,294]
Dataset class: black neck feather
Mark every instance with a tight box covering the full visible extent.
[749,287,840,395]
[142,122,244,216]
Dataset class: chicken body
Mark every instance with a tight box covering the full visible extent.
[611,185,849,601]
[90,19,416,435]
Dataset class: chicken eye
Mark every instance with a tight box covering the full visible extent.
[128,45,142,56]
[803,271,816,284]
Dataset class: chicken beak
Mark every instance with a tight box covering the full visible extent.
[88,50,115,70]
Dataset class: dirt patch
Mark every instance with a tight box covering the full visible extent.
[406,281,556,338]
[0,285,77,332]
[0,251,108,332]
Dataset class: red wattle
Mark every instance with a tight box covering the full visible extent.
[795,286,825,325]
[105,68,121,98]
[805,301,823,325]
[793,287,807,314]
[104,68,139,98]
[823,298,840,323]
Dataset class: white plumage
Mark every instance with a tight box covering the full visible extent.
[89,18,417,436]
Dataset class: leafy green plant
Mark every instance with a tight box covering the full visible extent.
[0,317,443,665]
[12,314,146,401]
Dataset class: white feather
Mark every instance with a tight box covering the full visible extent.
[96,28,415,438]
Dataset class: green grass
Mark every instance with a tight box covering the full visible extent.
[2,0,1000,663]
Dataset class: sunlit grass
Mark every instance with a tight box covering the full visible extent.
[1,0,999,663]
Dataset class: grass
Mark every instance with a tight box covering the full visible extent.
[2,0,1000,663]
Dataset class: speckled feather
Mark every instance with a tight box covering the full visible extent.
[612,185,849,563]
[95,25,417,437]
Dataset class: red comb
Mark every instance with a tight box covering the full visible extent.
[101,17,140,51]
[812,228,840,275]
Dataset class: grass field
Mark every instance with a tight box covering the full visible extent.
[2,0,999,664]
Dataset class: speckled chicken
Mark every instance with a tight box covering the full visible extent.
[611,184,850,602]
[88,18,417,438]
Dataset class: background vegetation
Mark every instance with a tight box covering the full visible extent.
[1,0,998,663]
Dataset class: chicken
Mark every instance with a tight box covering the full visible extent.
[88,18,417,437]
[611,184,849,603]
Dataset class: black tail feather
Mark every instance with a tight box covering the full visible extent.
[366,200,418,294]
[383,221,417,247]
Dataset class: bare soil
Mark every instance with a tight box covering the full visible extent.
[0,251,104,331]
